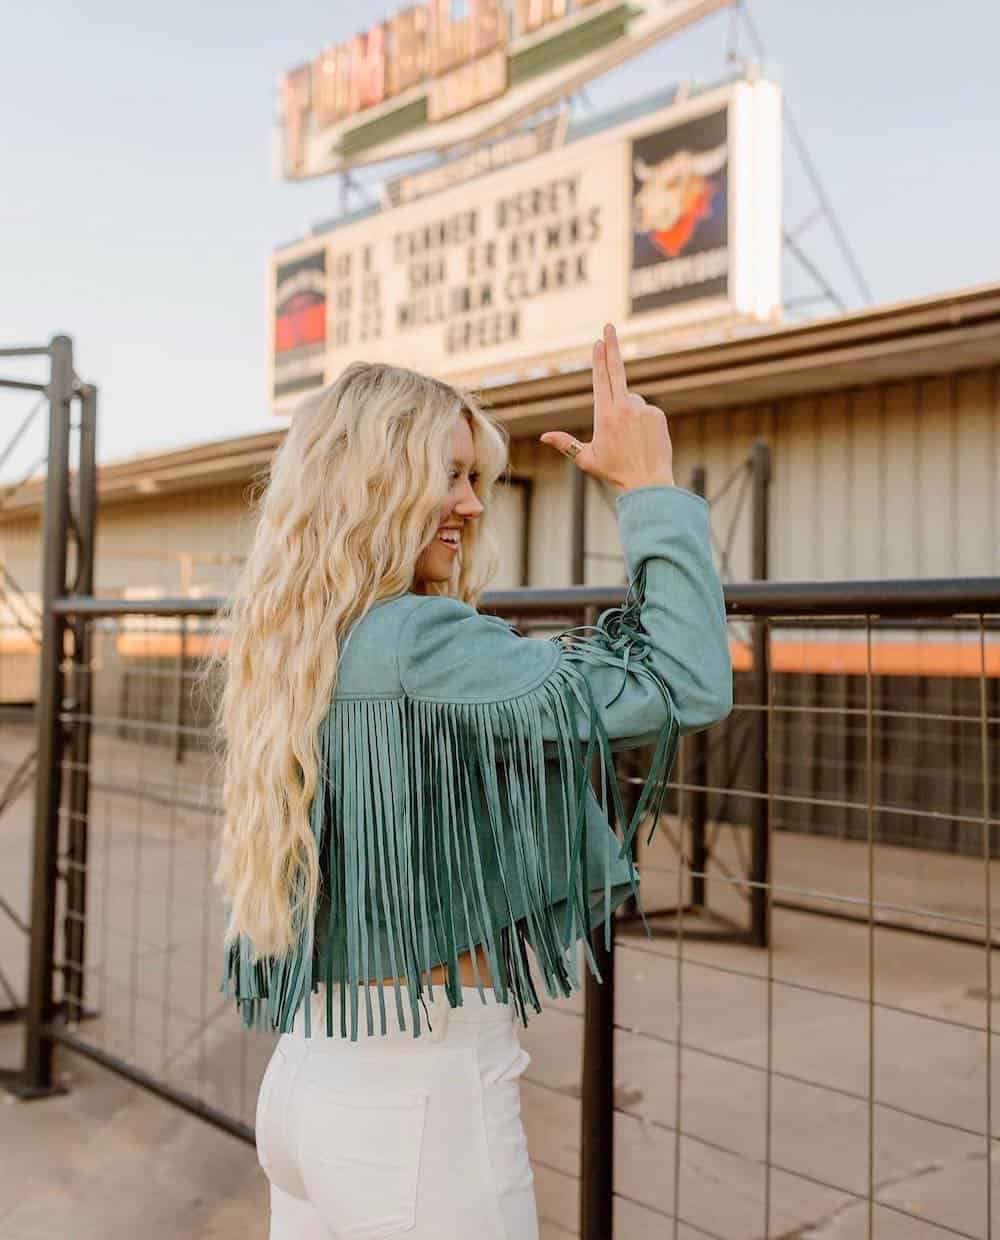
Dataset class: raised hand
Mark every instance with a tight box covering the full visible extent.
[539,323,675,493]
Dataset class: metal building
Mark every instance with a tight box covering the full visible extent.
[1,280,998,703]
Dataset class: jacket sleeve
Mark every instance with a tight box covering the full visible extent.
[399,484,730,872]
[399,484,732,745]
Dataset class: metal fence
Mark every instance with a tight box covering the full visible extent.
[0,336,96,1070]
[3,575,998,1238]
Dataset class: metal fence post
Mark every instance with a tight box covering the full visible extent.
[22,335,74,1094]
[689,466,709,909]
[570,457,586,585]
[174,615,187,764]
[568,471,615,1230]
[581,594,615,1240]
[749,440,771,948]
[581,922,614,1240]
[575,459,614,1240]
[64,383,97,1024]
[570,471,615,1237]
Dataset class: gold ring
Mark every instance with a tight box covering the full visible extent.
[564,440,581,460]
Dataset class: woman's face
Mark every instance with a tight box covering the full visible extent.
[412,413,485,590]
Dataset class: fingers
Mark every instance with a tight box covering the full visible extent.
[539,430,591,471]
[539,431,584,458]
[602,323,629,405]
[591,339,612,413]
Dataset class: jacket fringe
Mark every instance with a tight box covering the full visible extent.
[220,562,680,1039]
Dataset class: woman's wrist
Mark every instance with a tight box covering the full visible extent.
[618,471,676,493]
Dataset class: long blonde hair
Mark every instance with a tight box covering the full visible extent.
[205,361,509,960]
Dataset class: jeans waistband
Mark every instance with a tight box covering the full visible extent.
[287,981,514,1046]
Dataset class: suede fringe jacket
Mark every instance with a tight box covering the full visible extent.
[220,484,733,1039]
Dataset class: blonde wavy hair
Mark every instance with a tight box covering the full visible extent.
[204,361,509,961]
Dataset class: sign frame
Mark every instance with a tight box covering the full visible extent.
[267,75,782,407]
[277,0,736,180]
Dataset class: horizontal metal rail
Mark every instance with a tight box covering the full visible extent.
[0,378,48,394]
[49,576,1000,621]
[52,596,220,618]
[723,575,1000,617]
[43,1018,254,1146]
[0,345,52,359]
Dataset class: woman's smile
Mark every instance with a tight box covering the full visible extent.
[436,527,461,550]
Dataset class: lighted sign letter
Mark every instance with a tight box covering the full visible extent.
[312,44,352,125]
[472,0,506,56]
[514,0,568,37]
[430,0,472,75]
[386,5,431,96]
[281,65,312,176]
[349,25,388,114]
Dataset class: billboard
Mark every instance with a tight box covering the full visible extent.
[268,77,781,406]
[276,0,734,179]
[272,250,327,398]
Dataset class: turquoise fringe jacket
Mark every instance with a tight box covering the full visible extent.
[220,484,732,1039]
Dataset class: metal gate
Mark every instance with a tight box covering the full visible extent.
[4,359,1000,1236]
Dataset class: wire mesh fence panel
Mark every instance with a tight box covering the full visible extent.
[607,609,1000,1240]
[6,588,999,1238]
[0,351,59,1049]
[53,612,269,1132]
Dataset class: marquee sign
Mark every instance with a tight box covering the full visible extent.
[278,0,734,179]
[268,77,782,405]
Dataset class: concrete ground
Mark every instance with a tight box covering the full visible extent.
[1,724,998,1238]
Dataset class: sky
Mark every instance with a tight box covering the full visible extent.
[0,1,997,472]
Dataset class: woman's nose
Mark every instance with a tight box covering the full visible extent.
[454,481,484,517]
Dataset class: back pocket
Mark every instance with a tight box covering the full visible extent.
[297,1085,429,1238]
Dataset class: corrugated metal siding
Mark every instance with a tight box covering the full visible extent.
[94,482,258,596]
[0,515,43,702]
[488,478,526,589]
[510,438,575,588]
[0,363,996,608]
[95,361,994,590]
[561,366,999,587]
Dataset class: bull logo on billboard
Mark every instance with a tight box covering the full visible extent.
[629,106,729,314]
[633,142,727,259]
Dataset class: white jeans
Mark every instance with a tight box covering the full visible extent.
[255,982,540,1239]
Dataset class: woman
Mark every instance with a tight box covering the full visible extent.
[212,323,732,1238]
